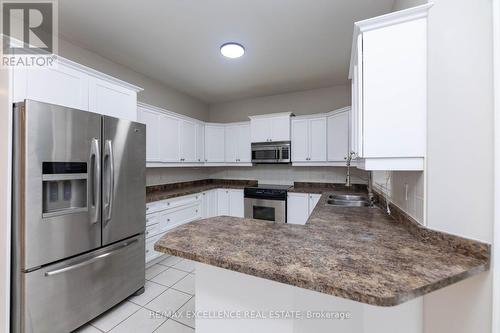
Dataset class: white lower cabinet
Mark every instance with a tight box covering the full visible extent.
[201,190,218,218]
[217,189,230,215]
[145,193,202,264]
[287,193,322,225]
[228,189,244,218]
[217,189,244,217]
[145,189,244,264]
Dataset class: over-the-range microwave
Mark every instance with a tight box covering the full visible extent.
[251,141,291,164]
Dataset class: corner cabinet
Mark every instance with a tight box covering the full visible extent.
[249,112,293,143]
[291,107,350,167]
[205,124,226,163]
[349,4,432,170]
[291,115,327,163]
[225,122,251,163]
[12,57,142,121]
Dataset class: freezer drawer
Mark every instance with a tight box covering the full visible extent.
[14,235,145,333]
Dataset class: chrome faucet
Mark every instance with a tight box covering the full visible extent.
[344,152,357,187]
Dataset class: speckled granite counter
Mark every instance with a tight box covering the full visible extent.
[154,182,490,306]
[146,179,257,203]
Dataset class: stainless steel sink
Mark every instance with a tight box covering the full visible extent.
[326,194,371,207]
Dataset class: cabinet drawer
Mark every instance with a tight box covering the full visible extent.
[146,211,164,226]
[145,222,161,238]
[146,234,164,263]
[146,194,201,214]
[161,203,201,232]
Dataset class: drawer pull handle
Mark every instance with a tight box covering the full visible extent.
[45,239,138,277]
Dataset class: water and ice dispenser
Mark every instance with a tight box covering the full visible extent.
[42,162,88,217]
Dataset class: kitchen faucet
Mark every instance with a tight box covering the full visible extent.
[344,152,357,187]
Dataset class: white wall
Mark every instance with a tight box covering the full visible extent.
[391,0,427,11]
[208,85,350,123]
[424,0,494,332]
[0,67,12,333]
[58,39,209,121]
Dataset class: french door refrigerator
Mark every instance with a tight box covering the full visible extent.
[11,100,146,333]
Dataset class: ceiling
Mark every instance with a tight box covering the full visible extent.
[59,0,395,103]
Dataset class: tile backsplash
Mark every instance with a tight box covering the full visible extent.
[372,171,425,224]
[146,167,211,186]
[147,165,369,187]
[208,165,368,185]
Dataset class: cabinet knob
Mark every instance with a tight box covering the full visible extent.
[167,218,170,222]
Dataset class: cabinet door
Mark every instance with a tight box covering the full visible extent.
[180,119,197,162]
[208,190,218,217]
[14,64,89,110]
[160,114,181,162]
[270,116,291,141]
[89,76,137,121]
[237,123,251,162]
[205,125,226,162]
[362,21,426,158]
[196,123,205,163]
[217,189,230,216]
[250,118,271,143]
[138,107,161,162]
[328,111,350,162]
[228,189,244,218]
[291,119,309,162]
[225,125,238,163]
[309,118,327,162]
[287,193,309,225]
[201,192,208,218]
[308,194,322,215]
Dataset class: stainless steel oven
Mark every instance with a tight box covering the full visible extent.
[244,185,291,223]
[251,141,291,164]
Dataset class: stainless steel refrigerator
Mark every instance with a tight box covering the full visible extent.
[11,100,146,333]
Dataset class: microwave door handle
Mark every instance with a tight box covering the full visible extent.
[89,138,100,224]
[104,140,115,224]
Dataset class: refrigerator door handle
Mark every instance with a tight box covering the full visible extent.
[44,239,139,277]
[90,138,101,224]
[104,139,115,224]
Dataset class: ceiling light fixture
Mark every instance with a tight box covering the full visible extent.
[220,42,245,59]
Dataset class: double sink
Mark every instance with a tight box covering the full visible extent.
[327,194,371,207]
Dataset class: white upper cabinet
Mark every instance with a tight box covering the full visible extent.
[249,112,293,143]
[291,115,327,162]
[225,122,251,163]
[12,58,142,120]
[196,123,205,163]
[13,64,89,111]
[205,124,226,163]
[88,76,137,121]
[180,119,197,162]
[160,114,181,162]
[349,4,431,170]
[327,108,350,162]
[138,105,162,162]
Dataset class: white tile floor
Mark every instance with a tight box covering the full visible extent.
[73,255,196,333]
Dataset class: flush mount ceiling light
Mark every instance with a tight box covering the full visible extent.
[220,42,245,59]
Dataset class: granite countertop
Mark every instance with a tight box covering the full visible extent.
[154,182,490,306]
[146,179,257,203]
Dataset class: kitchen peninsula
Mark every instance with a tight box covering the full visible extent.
[154,183,490,333]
